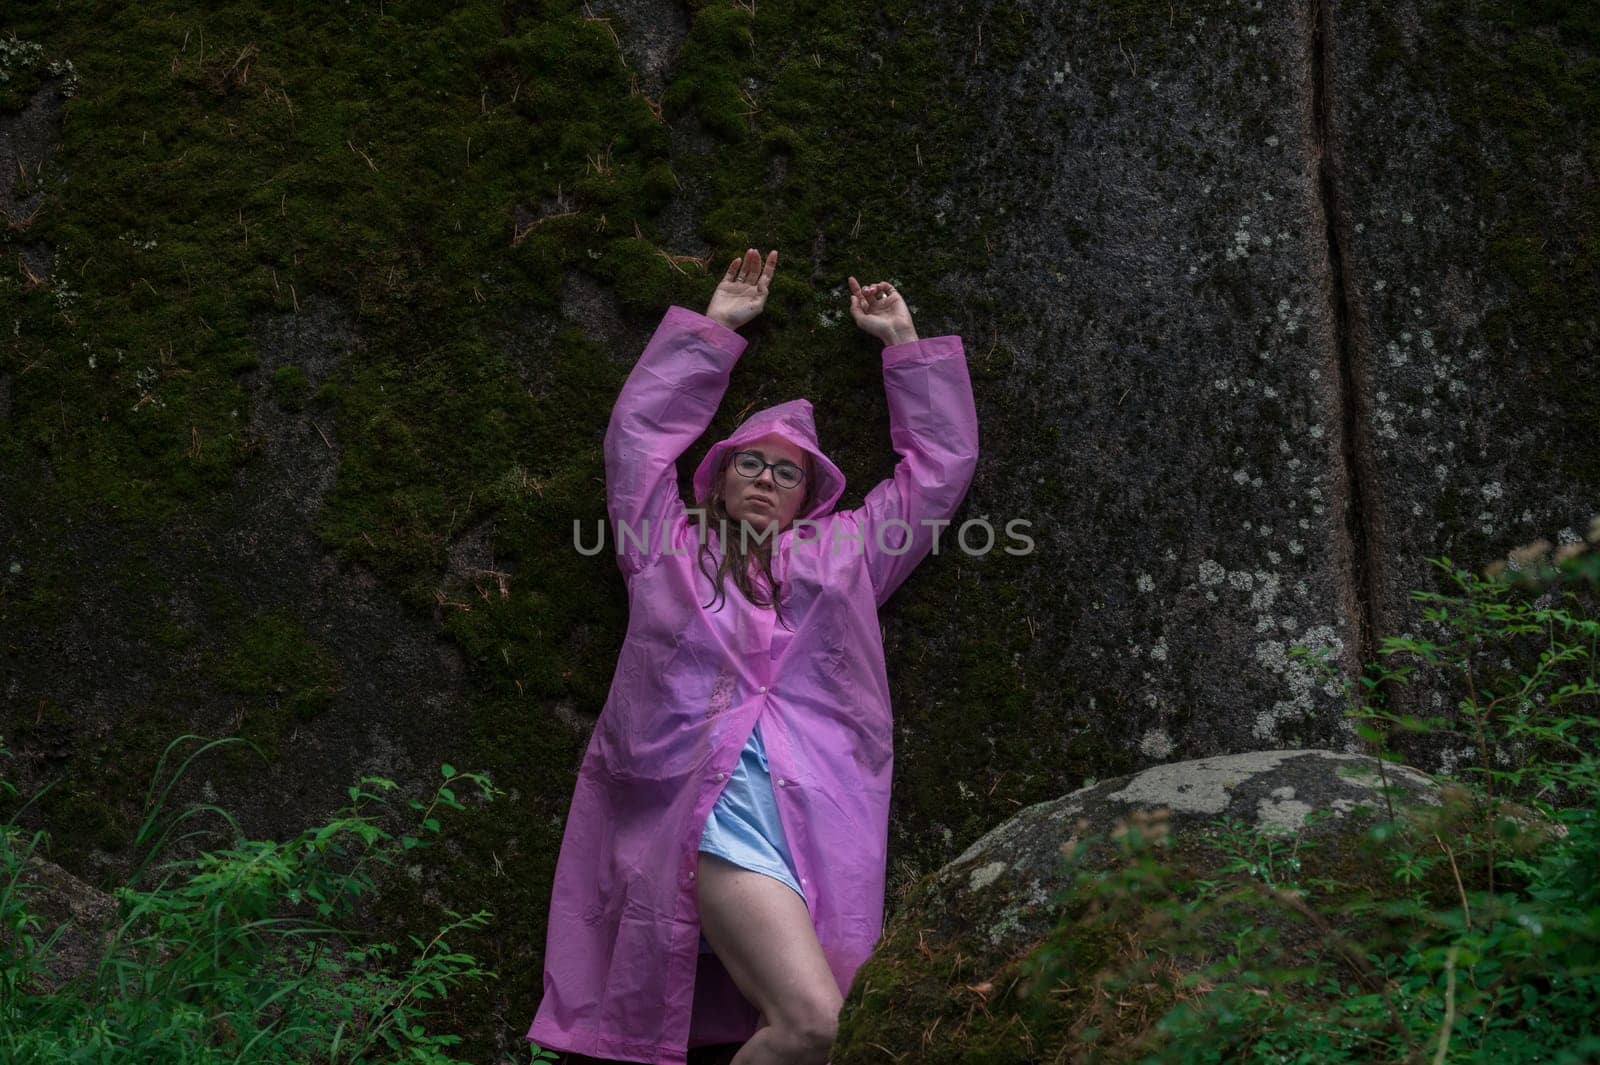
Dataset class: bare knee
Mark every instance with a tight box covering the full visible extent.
[771,986,842,1059]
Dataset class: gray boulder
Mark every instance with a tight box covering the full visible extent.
[916,749,1440,951]
[0,853,118,994]
[833,749,1551,1064]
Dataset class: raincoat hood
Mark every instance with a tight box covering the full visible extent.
[691,398,847,521]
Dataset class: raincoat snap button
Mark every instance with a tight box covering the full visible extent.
[758,685,767,693]
[689,871,696,880]
[714,772,726,781]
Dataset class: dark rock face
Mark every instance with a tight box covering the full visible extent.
[577,0,691,101]
[884,0,1598,775]
[0,71,68,288]
[4,0,1582,848]
[1326,1,1600,770]
[237,296,353,524]
[0,73,70,430]
[2,291,475,882]
[919,0,1368,764]
[143,296,476,871]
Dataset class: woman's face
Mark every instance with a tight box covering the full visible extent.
[721,433,810,533]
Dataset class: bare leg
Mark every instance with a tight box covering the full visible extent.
[696,852,842,1065]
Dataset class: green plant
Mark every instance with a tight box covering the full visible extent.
[1195,811,1330,895]
[0,742,67,1036]
[0,733,505,1063]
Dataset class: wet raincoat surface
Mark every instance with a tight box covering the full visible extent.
[527,305,979,1063]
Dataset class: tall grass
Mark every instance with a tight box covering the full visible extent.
[0,734,511,1063]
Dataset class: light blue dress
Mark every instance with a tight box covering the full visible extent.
[696,721,806,954]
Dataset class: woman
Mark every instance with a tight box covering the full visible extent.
[527,248,979,1065]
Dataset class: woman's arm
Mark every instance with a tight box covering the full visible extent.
[603,249,777,579]
[604,306,746,578]
[851,333,980,607]
[841,276,980,606]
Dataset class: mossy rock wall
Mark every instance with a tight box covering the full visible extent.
[0,0,1594,1058]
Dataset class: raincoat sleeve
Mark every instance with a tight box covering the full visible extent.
[604,305,748,579]
[851,334,980,608]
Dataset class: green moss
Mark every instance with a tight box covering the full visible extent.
[270,365,311,411]
[36,785,130,854]
[193,608,340,769]
[663,5,757,142]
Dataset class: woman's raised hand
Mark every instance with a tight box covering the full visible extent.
[848,277,918,346]
[705,248,778,330]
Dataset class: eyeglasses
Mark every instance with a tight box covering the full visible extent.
[730,450,807,490]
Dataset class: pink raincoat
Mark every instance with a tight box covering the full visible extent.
[527,305,978,1063]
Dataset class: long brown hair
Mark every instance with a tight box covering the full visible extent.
[695,448,815,630]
